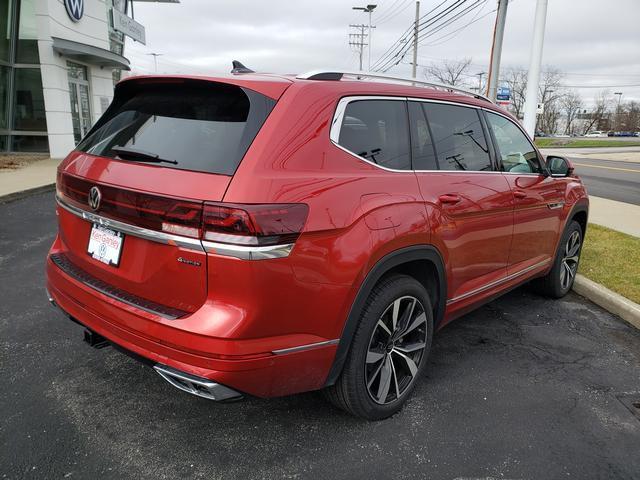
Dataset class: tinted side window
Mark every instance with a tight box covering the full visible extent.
[338,100,411,170]
[486,112,543,174]
[408,102,438,170]
[423,103,492,172]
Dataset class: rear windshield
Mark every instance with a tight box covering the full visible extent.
[77,82,276,175]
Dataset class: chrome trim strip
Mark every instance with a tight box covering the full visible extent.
[297,69,494,104]
[271,339,340,355]
[447,259,551,305]
[202,240,294,260]
[56,195,205,251]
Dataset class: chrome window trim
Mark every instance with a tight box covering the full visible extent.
[446,258,551,305]
[202,240,294,260]
[271,339,340,355]
[56,195,204,251]
[331,95,509,175]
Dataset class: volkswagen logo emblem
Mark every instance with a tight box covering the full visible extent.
[88,186,101,211]
[64,0,84,22]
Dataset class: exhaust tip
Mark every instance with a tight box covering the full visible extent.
[153,364,242,401]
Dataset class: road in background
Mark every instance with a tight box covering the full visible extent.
[541,147,640,205]
[2,192,639,480]
[571,157,640,205]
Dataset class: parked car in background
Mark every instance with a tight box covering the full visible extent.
[47,69,589,420]
[585,131,606,137]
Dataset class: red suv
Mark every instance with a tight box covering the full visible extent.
[47,70,588,420]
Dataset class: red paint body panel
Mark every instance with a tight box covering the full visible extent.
[46,74,589,399]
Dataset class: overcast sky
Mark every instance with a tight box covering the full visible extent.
[125,0,640,106]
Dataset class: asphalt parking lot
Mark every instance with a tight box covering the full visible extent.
[2,192,640,480]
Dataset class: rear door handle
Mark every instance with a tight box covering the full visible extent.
[438,193,462,204]
[513,190,527,199]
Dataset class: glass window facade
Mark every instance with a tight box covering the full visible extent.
[0,0,13,62]
[0,0,48,153]
[16,0,39,64]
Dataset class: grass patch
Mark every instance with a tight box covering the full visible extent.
[579,224,640,303]
[534,138,640,148]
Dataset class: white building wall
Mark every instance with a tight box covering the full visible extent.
[36,0,117,158]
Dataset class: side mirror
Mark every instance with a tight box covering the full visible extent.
[547,155,574,177]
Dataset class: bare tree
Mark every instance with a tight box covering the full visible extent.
[424,57,473,87]
[625,101,640,132]
[582,90,611,134]
[502,67,528,119]
[561,90,583,135]
[537,68,564,134]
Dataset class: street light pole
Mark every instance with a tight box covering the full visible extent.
[614,92,623,131]
[353,5,377,70]
[476,72,486,93]
[523,0,549,137]
[147,53,163,73]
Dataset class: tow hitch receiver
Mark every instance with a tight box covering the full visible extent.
[83,329,109,349]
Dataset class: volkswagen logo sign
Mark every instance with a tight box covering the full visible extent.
[88,186,101,211]
[64,0,84,22]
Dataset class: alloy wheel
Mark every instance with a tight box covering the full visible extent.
[365,296,427,405]
[560,230,581,290]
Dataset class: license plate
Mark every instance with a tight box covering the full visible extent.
[87,224,124,267]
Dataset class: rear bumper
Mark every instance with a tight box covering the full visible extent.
[46,251,340,398]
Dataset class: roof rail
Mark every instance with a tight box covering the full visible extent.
[296,69,494,104]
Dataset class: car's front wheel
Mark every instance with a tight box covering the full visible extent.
[533,220,583,298]
[324,274,433,420]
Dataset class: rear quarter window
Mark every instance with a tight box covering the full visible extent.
[77,82,275,175]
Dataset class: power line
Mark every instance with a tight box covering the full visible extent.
[377,0,414,24]
[423,5,494,47]
[370,0,455,71]
[372,0,467,71]
[377,0,486,72]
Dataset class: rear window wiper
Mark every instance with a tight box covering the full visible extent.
[111,145,178,165]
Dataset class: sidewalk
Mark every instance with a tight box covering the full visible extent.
[588,196,640,238]
[540,146,640,163]
[0,157,59,200]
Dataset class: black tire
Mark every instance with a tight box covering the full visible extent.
[533,220,583,298]
[324,274,433,420]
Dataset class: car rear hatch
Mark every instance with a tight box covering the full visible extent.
[54,76,287,317]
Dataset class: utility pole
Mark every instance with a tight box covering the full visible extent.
[476,71,486,92]
[412,1,420,79]
[486,0,509,101]
[523,0,549,137]
[353,5,377,70]
[349,24,368,71]
[147,52,163,73]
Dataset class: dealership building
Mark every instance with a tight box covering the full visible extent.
[1,0,173,158]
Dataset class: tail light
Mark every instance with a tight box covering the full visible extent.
[57,173,308,250]
[202,203,309,246]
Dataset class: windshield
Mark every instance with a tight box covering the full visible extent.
[77,82,275,175]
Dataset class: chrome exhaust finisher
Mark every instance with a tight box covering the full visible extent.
[153,364,243,401]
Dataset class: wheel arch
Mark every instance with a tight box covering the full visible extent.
[323,245,446,387]
[569,202,589,236]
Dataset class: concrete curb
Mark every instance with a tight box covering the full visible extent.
[0,183,55,204]
[573,274,640,330]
